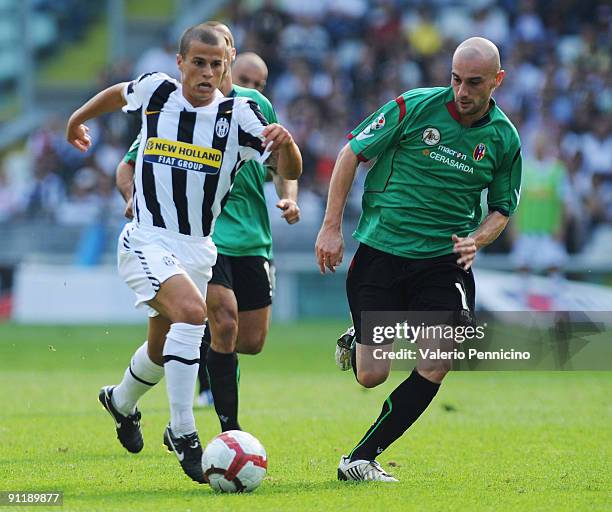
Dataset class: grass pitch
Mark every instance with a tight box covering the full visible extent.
[0,322,610,511]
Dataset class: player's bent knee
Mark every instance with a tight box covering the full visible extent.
[357,369,388,388]
[173,299,206,325]
[237,337,265,355]
[209,311,238,352]
[236,327,267,355]
[212,313,238,338]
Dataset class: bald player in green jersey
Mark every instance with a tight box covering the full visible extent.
[316,37,522,482]
[116,24,300,434]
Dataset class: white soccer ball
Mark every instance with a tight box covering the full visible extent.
[202,430,267,492]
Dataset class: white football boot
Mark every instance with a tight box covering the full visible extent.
[335,326,355,371]
[337,455,398,482]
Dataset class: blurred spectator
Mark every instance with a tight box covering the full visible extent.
[55,166,103,225]
[0,0,609,266]
[134,36,180,80]
[403,6,443,57]
[25,156,65,220]
[581,114,612,176]
[0,166,18,222]
[563,151,594,253]
[511,134,568,272]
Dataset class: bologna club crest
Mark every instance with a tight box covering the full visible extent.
[473,143,486,161]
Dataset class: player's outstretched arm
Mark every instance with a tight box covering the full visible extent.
[315,143,359,274]
[261,124,302,180]
[452,211,509,270]
[66,83,128,152]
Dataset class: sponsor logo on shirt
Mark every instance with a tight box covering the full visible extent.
[473,142,487,161]
[356,113,386,141]
[422,127,441,146]
[143,137,223,173]
[423,144,474,174]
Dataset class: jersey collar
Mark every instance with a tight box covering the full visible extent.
[179,87,225,110]
[228,87,237,98]
[445,90,495,128]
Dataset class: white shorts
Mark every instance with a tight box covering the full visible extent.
[117,222,217,317]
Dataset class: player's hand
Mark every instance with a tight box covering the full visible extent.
[66,122,92,152]
[262,124,293,152]
[315,225,344,274]
[276,199,300,224]
[452,234,477,270]
[124,198,134,220]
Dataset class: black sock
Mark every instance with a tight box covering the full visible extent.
[351,342,357,379]
[206,348,240,431]
[197,334,210,393]
[349,370,440,461]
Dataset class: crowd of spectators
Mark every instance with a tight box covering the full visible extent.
[0,0,610,262]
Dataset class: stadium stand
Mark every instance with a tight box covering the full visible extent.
[0,0,610,273]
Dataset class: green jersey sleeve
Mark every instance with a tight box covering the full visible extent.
[232,84,277,124]
[348,96,408,162]
[257,93,277,124]
[123,132,142,166]
[487,141,522,216]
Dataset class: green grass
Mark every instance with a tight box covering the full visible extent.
[40,0,174,85]
[0,322,610,511]
[40,21,109,85]
[125,0,175,19]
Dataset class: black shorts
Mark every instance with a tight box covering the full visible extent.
[209,254,274,311]
[347,243,475,344]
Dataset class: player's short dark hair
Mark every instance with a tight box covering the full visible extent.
[203,20,235,48]
[178,24,224,57]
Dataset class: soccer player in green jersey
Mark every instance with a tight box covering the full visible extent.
[114,24,300,434]
[316,37,522,481]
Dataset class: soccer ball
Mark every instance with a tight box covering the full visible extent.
[202,430,267,492]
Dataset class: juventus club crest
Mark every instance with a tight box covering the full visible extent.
[422,127,441,146]
[215,117,230,138]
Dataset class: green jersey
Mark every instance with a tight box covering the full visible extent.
[123,84,277,259]
[348,86,522,259]
[516,158,565,235]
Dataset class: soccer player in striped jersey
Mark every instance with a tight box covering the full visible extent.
[316,37,521,481]
[115,23,300,436]
[66,25,301,483]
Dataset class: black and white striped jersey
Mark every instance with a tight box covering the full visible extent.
[122,72,270,238]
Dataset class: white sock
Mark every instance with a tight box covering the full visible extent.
[163,323,204,436]
[112,341,164,416]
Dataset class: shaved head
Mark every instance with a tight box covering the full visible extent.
[450,37,505,125]
[233,52,268,92]
[234,53,268,76]
[453,37,500,75]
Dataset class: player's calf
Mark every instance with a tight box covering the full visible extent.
[356,369,389,389]
[356,342,392,388]
[418,367,450,384]
[235,307,271,355]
